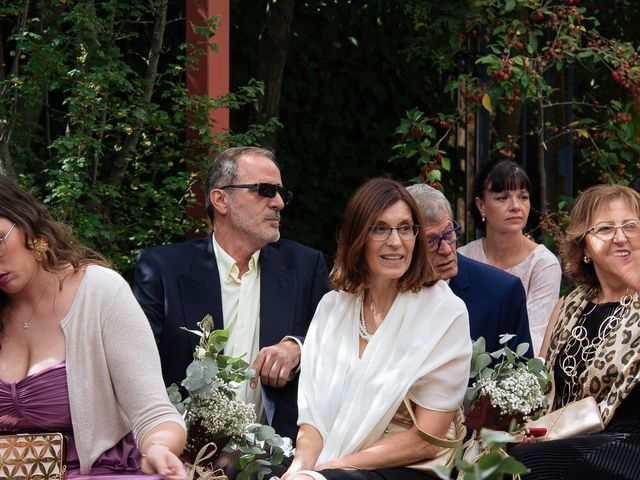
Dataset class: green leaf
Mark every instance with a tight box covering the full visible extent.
[516,342,530,357]
[238,454,255,469]
[430,465,452,479]
[255,425,277,442]
[500,456,529,475]
[527,357,545,373]
[499,334,515,345]
[480,428,519,444]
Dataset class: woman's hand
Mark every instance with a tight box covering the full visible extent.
[141,443,187,480]
[282,457,311,480]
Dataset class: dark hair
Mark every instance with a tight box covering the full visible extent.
[205,146,276,221]
[471,159,532,230]
[561,184,640,289]
[330,178,436,294]
[0,176,109,327]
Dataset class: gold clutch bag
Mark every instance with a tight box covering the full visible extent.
[526,396,604,442]
[0,432,66,479]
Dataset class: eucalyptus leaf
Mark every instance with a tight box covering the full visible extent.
[480,428,519,444]
[430,465,452,479]
[500,456,529,475]
[265,435,284,447]
[255,425,276,441]
[472,337,487,354]
[527,357,545,373]
[166,383,183,403]
[515,342,530,357]
[179,326,204,338]
[499,333,515,345]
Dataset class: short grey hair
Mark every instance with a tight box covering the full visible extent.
[205,146,276,221]
[406,183,453,224]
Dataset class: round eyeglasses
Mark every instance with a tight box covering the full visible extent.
[584,220,640,242]
[0,223,16,256]
[427,224,461,253]
[368,224,420,241]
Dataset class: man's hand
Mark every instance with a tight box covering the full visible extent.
[250,340,301,388]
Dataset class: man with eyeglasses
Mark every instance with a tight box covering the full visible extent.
[407,184,532,356]
[133,146,328,441]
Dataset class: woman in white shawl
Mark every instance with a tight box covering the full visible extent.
[283,178,472,480]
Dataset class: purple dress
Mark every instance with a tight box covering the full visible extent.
[0,363,162,479]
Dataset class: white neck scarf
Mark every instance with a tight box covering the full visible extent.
[298,282,471,465]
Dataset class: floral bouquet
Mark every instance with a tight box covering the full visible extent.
[167,315,293,480]
[464,334,550,436]
[427,335,550,480]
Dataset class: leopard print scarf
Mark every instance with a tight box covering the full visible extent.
[546,285,640,426]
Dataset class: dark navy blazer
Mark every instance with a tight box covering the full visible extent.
[449,253,533,357]
[133,236,328,441]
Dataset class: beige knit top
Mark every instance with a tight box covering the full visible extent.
[61,265,185,473]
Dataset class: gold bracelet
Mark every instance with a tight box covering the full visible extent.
[141,440,170,457]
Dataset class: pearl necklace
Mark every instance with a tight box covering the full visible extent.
[359,299,373,341]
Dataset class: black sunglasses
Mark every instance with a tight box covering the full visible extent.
[220,183,293,206]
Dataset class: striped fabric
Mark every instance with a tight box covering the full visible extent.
[510,427,640,479]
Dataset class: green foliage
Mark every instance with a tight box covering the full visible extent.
[466,334,550,413]
[395,0,640,226]
[0,1,277,277]
[433,428,528,480]
[171,315,292,480]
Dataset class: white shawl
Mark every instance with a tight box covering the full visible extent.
[298,281,471,465]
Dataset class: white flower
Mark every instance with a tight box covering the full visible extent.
[186,388,257,445]
[476,366,546,417]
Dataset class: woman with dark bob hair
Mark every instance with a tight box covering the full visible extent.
[0,176,186,479]
[459,159,562,354]
[283,178,472,480]
[510,184,640,479]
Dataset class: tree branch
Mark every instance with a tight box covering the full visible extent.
[107,0,168,189]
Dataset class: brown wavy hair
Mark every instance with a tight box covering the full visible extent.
[330,177,436,294]
[0,176,109,319]
[561,184,640,289]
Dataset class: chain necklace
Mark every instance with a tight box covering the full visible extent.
[559,291,633,404]
[11,276,52,330]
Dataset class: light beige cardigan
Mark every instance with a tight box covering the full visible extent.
[61,265,186,474]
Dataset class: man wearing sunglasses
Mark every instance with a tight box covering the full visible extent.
[133,147,328,441]
[407,184,532,356]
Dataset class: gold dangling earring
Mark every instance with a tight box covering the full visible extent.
[33,237,49,262]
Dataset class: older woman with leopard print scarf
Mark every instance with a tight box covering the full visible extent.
[511,184,640,480]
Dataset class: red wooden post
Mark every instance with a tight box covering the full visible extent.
[186,0,230,227]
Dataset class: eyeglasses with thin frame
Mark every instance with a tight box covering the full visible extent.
[368,224,420,242]
[0,223,16,256]
[427,224,461,253]
[584,220,640,242]
[220,183,293,206]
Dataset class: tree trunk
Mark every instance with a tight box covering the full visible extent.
[253,0,296,150]
[538,99,548,212]
[107,0,168,190]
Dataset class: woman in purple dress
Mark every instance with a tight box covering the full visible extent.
[0,176,187,479]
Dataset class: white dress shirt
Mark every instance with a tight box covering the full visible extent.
[212,234,263,419]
